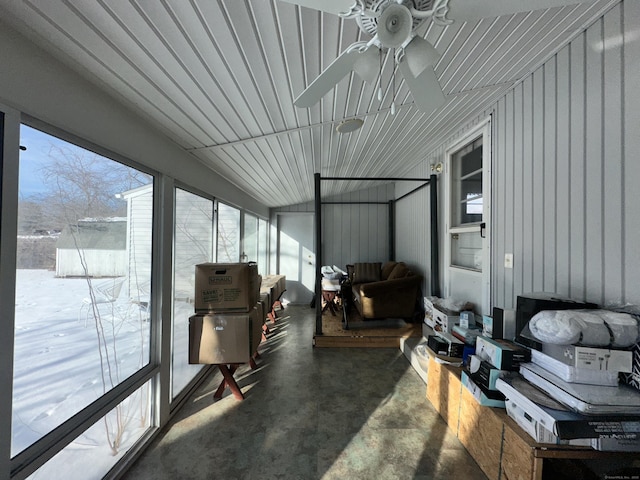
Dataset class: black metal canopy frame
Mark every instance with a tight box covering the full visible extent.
[314,173,440,336]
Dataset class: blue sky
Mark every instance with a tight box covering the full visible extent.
[19,124,58,198]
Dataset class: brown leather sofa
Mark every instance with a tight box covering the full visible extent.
[349,261,422,320]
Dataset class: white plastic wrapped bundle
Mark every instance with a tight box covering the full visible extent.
[528,309,639,347]
[321,265,342,280]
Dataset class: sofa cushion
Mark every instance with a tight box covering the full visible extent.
[353,262,381,284]
[380,261,397,280]
[387,262,410,280]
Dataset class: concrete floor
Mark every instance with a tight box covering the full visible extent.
[121,305,487,480]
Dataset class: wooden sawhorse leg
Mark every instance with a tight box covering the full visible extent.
[214,364,244,400]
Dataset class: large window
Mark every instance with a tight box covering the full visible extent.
[216,202,240,262]
[12,125,154,470]
[258,218,268,274]
[171,188,213,399]
[1,117,270,479]
[242,213,258,263]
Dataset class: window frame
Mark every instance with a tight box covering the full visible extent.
[4,114,163,479]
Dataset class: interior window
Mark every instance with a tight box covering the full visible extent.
[451,137,483,227]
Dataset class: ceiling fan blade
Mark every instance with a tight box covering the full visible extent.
[447,0,597,21]
[294,46,378,108]
[403,36,440,78]
[398,60,446,114]
[353,46,380,84]
[276,0,355,16]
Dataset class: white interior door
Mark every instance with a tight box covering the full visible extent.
[444,120,492,315]
[277,213,315,305]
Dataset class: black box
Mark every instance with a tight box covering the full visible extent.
[515,293,597,349]
[428,335,464,358]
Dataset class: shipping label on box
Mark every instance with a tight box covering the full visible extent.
[542,343,633,373]
[195,262,259,312]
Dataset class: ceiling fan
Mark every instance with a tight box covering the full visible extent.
[280,0,597,114]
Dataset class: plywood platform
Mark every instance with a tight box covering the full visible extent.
[313,311,422,348]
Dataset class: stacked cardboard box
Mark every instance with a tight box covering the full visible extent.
[494,303,640,451]
[464,336,529,407]
[189,262,263,365]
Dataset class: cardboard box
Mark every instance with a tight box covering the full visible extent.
[505,398,591,446]
[541,343,633,373]
[195,262,259,313]
[591,435,640,452]
[530,348,619,386]
[483,308,516,340]
[461,370,506,407]
[496,376,640,439]
[188,308,259,364]
[428,334,464,358]
[459,310,474,329]
[423,297,436,328]
[468,355,506,390]
[432,305,459,333]
[475,336,531,370]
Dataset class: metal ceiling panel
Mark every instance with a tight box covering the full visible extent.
[0,0,619,207]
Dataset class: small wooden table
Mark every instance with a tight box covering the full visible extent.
[321,288,339,316]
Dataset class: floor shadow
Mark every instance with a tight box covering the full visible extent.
[121,305,487,480]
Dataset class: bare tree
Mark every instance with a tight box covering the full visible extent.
[39,143,149,224]
[38,142,152,455]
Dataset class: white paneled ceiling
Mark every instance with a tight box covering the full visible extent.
[0,0,617,207]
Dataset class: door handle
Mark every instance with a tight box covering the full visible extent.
[480,222,486,238]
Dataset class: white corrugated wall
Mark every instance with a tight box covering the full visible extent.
[397,0,640,310]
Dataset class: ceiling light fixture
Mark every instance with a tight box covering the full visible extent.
[335,118,364,134]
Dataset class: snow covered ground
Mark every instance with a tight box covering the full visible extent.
[12,269,196,479]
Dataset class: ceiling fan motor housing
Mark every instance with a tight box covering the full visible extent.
[356,0,433,39]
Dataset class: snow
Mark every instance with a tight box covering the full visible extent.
[12,269,196,479]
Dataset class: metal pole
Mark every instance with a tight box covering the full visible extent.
[430,174,440,297]
[388,200,395,261]
[314,173,323,336]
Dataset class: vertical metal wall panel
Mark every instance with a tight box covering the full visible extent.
[522,76,534,295]
[569,35,587,301]
[494,96,506,308]
[487,4,637,308]
[395,161,431,295]
[503,90,515,309]
[555,46,571,300]
[585,20,605,304]
[603,4,624,305]
[275,184,394,272]
[532,68,545,293]
[543,58,557,294]
[512,83,524,309]
[625,1,640,304]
